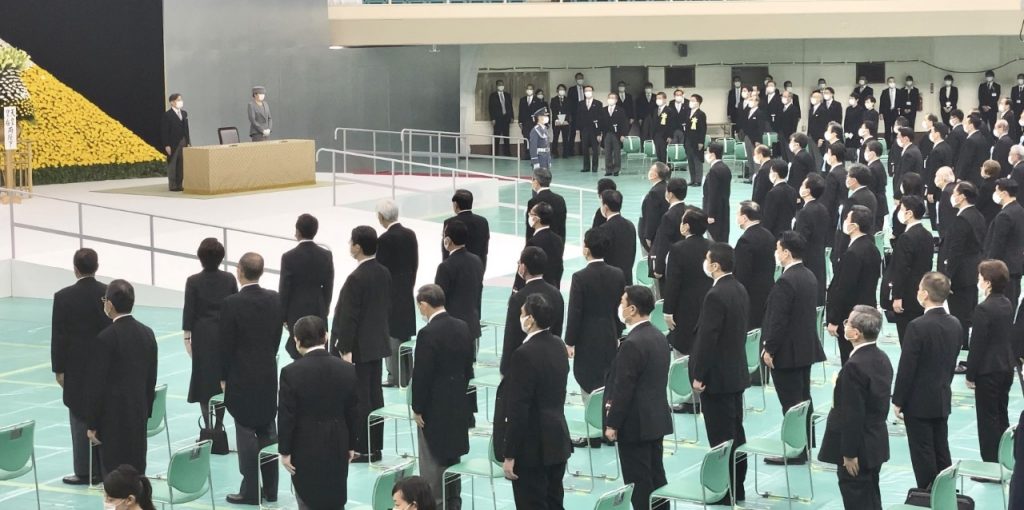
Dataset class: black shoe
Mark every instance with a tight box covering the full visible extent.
[226,494,258,505]
[672,403,696,414]
[604,172,615,176]
[263,492,278,503]
[591,170,597,173]
[382,382,398,388]
[765,454,807,465]
[571,437,602,448]
[688,182,700,187]
[351,451,383,463]
[62,475,92,485]
[613,172,619,176]
[955,361,968,375]
[971,476,1000,484]
[580,169,590,173]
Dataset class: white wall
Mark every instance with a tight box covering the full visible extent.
[461,36,1024,139]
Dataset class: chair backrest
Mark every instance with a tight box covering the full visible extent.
[930,462,959,510]
[166,440,212,497]
[700,440,734,497]
[668,144,685,161]
[744,329,761,374]
[623,136,641,153]
[878,137,888,153]
[592,483,634,510]
[0,421,34,475]
[668,357,693,401]
[217,127,239,145]
[371,460,415,510]
[643,140,657,157]
[780,401,811,456]
[816,306,825,340]
[734,143,747,159]
[999,425,1017,475]
[585,388,606,430]
[650,300,668,332]
[722,138,736,156]
[147,384,168,436]
[635,259,653,286]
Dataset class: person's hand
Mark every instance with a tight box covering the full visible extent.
[349,450,359,463]
[927,195,935,203]
[164,146,172,155]
[87,429,101,445]
[281,454,296,475]
[708,217,716,224]
[220,380,226,392]
[827,324,839,337]
[653,272,663,279]
[843,456,860,477]
[983,106,991,112]
[892,299,903,314]
[342,352,353,363]
[263,129,270,136]
[698,143,704,151]
[414,413,426,428]
[967,380,977,390]
[604,427,618,442]
[893,405,903,420]
[665,314,676,331]
[692,379,706,394]
[762,350,775,369]
[55,373,65,388]
[566,345,575,358]
[502,458,519,480]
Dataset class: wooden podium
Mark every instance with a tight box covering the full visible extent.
[182,139,315,195]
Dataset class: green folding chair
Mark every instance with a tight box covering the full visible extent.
[958,425,1016,508]
[887,462,959,510]
[350,460,415,510]
[874,231,886,253]
[594,483,633,510]
[257,443,279,510]
[721,138,736,159]
[762,132,779,148]
[651,440,733,509]
[566,387,620,492]
[148,384,172,459]
[469,370,502,424]
[623,136,645,173]
[642,140,658,169]
[397,337,417,390]
[667,356,700,451]
[635,259,654,287]
[744,329,766,412]
[150,440,215,510]
[731,143,749,179]
[0,421,40,509]
[815,306,828,383]
[667,144,688,173]
[734,401,813,508]
[442,437,504,509]
[650,300,668,334]
[368,381,417,465]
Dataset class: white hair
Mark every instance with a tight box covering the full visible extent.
[376,199,399,222]
[1011,145,1024,159]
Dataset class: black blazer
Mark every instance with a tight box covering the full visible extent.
[576,99,604,134]
[638,180,668,250]
[734,224,776,328]
[51,277,111,417]
[604,322,673,442]
[331,260,392,362]
[925,141,953,194]
[763,93,783,128]
[600,105,629,136]
[794,200,830,303]
[442,211,490,270]
[892,308,962,418]
[751,161,772,207]
[499,330,572,466]
[488,91,514,123]
[500,278,564,375]
[1013,161,1024,188]
[979,82,1002,112]
[684,109,708,147]
[434,248,484,339]
[527,189,568,241]
[826,235,881,325]
[956,131,991,185]
[411,312,474,460]
[565,261,626,392]
[663,235,713,353]
[788,149,815,189]
[691,275,751,395]
[635,93,656,124]
[762,263,826,369]
[885,224,934,318]
[744,107,766,143]
[524,227,564,289]
[600,214,638,285]
[948,124,966,162]
[704,161,732,241]
[652,202,688,276]
[818,343,893,469]
[160,108,190,150]
[985,201,1024,276]
[377,224,419,340]
[220,285,284,428]
[518,96,541,128]
[994,134,1016,177]
[939,206,986,289]
[727,87,743,124]
[824,99,844,125]
[939,86,958,113]
[832,187,879,263]
[278,349,359,509]
[894,145,924,198]
[183,269,238,400]
[866,160,889,216]
[807,104,828,144]
[967,294,1016,380]
[763,183,799,236]
[777,103,800,141]
[820,164,848,234]
[280,242,334,359]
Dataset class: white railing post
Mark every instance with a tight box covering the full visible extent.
[78,203,84,249]
[149,215,156,286]
[8,197,15,260]
[222,227,229,271]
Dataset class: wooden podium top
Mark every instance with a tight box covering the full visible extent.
[183,139,315,195]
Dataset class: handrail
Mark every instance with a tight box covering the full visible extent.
[399,127,525,178]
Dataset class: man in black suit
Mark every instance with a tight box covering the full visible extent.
[652,178,688,281]
[750,145,773,206]
[957,115,992,186]
[219,254,283,503]
[777,92,800,161]
[818,306,893,509]
[826,206,882,363]
[887,196,935,344]
[1012,145,1024,183]
[855,76,874,107]
[980,70,1001,129]
[605,286,674,510]
[500,294,572,510]
[278,316,358,510]
[762,232,827,464]
[832,165,879,266]
[948,110,967,162]
[844,93,865,149]
[518,85,540,158]
[934,167,959,237]
[525,167,567,241]
[517,202,564,290]
[636,82,656,141]
[940,182,987,350]
[566,228,625,405]
[1013,74,1024,121]
[280,214,334,361]
[649,93,672,163]
[500,247,564,375]
[880,77,904,144]
[86,280,157,477]
[566,73,587,156]
[735,202,776,329]
[807,92,828,161]
[488,80,514,157]
[787,133,816,190]
[443,189,490,271]
[411,285,475,510]
[925,124,954,230]
[376,200,418,388]
[822,87,843,126]
[639,162,671,267]
[601,92,629,176]
[939,76,959,125]
[762,161,799,236]
[160,93,190,191]
[743,96,766,178]
[862,141,889,232]
[986,179,1024,305]
[685,94,708,184]
[691,243,750,504]
[598,190,638,286]
[51,248,109,485]
[331,227,392,461]
[795,174,831,304]
[436,220,485,349]
[577,85,603,173]
[669,89,690,145]
[891,272,961,490]
[663,209,713,357]
[894,127,924,199]
[763,81,782,131]
[703,142,732,242]
[820,144,849,245]
[993,119,1016,176]
[550,85,572,158]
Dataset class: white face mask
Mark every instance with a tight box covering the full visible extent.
[617,305,627,324]
[785,86,793,93]
[987,77,995,83]
[607,99,617,106]
[945,80,952,86]
[823,94,833,101]
[618,87,626,93]
[526,89,534,96]
[104,500,127,510]
[557,90,565,97]
[888,82,896,88]
[1019,119,1024,127]
[849,99,857,106]
[865,102,874,110]
[950,195,959,208]
[536,94,544,100]
[978,281,989,298]
[741,90,749,99]
[766,87,776,94]
[528,215,538,228]
[519,315,531,334]
[644,88,653,94]
[1018,79,1024,86]
[774,251,783,267]
[896,210,907,225]
[702,259,713,278]
[675,96,684,103]
[584,91,593,99]
[174,100,184,109]
[689,101,698,109]
[782,97,791,105]
[993,192,1003,205]
[906,81,913,87]
[810,98,820,105]
[256,94,266,101]
[655,99,664,106]
[858,80,866,86]
[538,116,548,124]
[576,79,585,86]
[842,222,853,235]
[497,86,505,92]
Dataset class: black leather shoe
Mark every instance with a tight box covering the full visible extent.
[672,403,696,414]
[263,492,278,503]
[351,451,383,463]
[954,361,968,375]
[580,169,590,173]
[971,476,1000,484]
[62,475,91,485]
[764,455,807,465]
[382,382,398,388]
[225,494,258,505]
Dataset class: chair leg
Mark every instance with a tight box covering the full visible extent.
[784,459,793,510]
[31,450,40,510]
[210,472,217,509]
[807,458,814,501]
[164,416,172,459]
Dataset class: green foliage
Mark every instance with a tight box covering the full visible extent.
[32,161,166,185]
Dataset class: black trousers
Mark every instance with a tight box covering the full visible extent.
[604,133,621,174]
[511,461,565,510]
[895,311,923,347]
[684,142,703,184]
[903,415,951,489]
[947,287,977,349]
[566,122,578,157]
[552,125,571,158]
[837,463,882,510]
[771,366,814,452]
[838,323,853,364]
[493,122,511,157]
[1008,276,1021,310]
[653,136,668,164]
[355,360,385,454]
[619,439,669,510]
[166,146,184,191]
[580,130,600,171]
[701,391,747,499]
[975,371,1013,462]
[70,411,100,479]
[235,421,278,500]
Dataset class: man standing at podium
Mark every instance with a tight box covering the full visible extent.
[160,93,190,192]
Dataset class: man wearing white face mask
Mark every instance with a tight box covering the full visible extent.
[938,181,986,352]
[601,94,628,176]
[886,196,935,344]
[727,76,744,137]
[939,75,958,125]
[488,80,515,157]
[248,86,272,142]
[983,178,1024,305]
[516,202,564,291]
[684,95,708,183]
[1012,73,1024,120]
[517,85,538,160]
[998,98,1018,141]
[855,76,873,107]
[499,247,563,377]
[636,82,656,139]
[1009,145,1024,187]
[576,86,603,173]
[613,81,635,126]
[979,70,1001,129]
[825,205,881,363]
[703,143,732,242]
[160,93,190,192]
[901,76,920,128]
[669,89,689,144]
[879,76,904,145]
[823,87,843,126]
[993,119,1016,176]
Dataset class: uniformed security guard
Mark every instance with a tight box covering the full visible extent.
[530,107,551,170]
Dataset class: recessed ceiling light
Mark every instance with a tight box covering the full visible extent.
[329,45,345,50]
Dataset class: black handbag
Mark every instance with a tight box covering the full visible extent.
[903,487,975,509]
[198,417,229,455]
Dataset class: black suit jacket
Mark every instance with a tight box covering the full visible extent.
[744,107,766,144]
[221,285,283,428]
[435,248,485,339]
[183,269,238,397]
[488,91,514,123]
[939,206,986,289]
[279,242,334,335]
[377,224,419,340]
[1013,162,1024,188]
[979,82,1002,112]
[576,99,604,134]
[894,145,924,199]
[826,235,881,325]
[777,103,800,142]
[638,180,668,250]
[764,93,783,129]
[985,201,1024,276]
[734,224,776,328]
[565,261,625,392]
[635,93,656,124]
[704,161,732,241]
[968,294,1016,380]
[600,214,638,286]
[412,312,474,460]
[331,260,392,362]
[762,263,826,368]
[807,104,828,144]
[278,349,359,508]
[663,235,713,353]
[500,331,572,466]
[885,224,934,318]
[925,141,953,195]
[691,275,751,395]
[500,278,564,375]
[956,131,992,185]
[727,87,744,125]
[600,105,629,137]
[527,189,568,241]
[684,109,708,147]
[794,200,830,303]
[751,161,772,207]
[51,277,111,417]
[524,228,564,289]
[442,211,490,270]
[789,149,815,189]
[832,187,879,263]
[652,202,688,276]
[763,183,799,236]
[939,86,959,113]
[819,343,893,469]
[994,134,1015,177]
[892,308,962,418]
[160,108,190,150]
[518,96,541,128]
[948,124,966,162]
[866,159,889,216]
[819,164,847,232]
[604,322,673,442]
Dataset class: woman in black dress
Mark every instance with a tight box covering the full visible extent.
[182,238,237,430]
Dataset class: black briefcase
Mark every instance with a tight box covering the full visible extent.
[903,487,975,509]
[198,418,230,455]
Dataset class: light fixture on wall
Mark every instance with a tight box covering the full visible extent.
[329,45,345,50]
[428,45,440,53]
